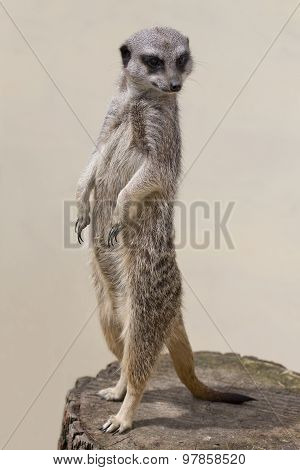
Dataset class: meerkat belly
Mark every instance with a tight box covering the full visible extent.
[91,120,143,317]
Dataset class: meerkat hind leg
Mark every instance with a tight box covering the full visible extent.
[97,329,127,401]
[102,312,169,433]
[101,349,146,433]
[97,287,127,400]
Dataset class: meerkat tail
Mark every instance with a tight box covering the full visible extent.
[166,317,255,404]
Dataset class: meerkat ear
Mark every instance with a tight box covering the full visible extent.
[120,44,131,67]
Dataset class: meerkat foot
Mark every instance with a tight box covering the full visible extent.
[98,386,126,402]
[101,414,132,434]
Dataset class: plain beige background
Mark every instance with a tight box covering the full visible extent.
[1,0,300,450]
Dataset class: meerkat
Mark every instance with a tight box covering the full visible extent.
[75,27,254,434]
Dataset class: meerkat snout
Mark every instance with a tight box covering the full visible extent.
[119,26,193,94]
[169,79,181,92]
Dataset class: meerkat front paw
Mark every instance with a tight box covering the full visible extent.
[107,193,127,247]
[98,386,125,402]
[101,414,132,434]
[75,207,90,244]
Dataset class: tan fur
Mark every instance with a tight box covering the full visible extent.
[166,316,217,400]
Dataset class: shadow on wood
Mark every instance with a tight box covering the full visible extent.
[58,351,300,450]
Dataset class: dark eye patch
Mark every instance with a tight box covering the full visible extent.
[176,52,190,71]
[141,55,164,72]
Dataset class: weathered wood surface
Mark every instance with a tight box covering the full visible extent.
[58,351,300,450]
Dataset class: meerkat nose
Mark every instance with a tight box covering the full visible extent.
[170,81,181,92]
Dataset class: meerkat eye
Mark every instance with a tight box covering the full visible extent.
[141,55,164,70]
[148,56,160,67]
[176,52,189,71]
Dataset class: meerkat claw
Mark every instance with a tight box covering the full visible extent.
[101,420,111,432]
[108,224,122,248]
[107,229,113,247]
[101,415,131,434]
[75,214,90,245]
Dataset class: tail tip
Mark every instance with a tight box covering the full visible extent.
[226,392,256,404]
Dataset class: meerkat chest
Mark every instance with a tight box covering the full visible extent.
[96,117,143,193]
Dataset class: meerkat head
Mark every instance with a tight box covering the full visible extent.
[120,27,193,94]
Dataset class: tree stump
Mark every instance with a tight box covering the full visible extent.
[58,351,300,450]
